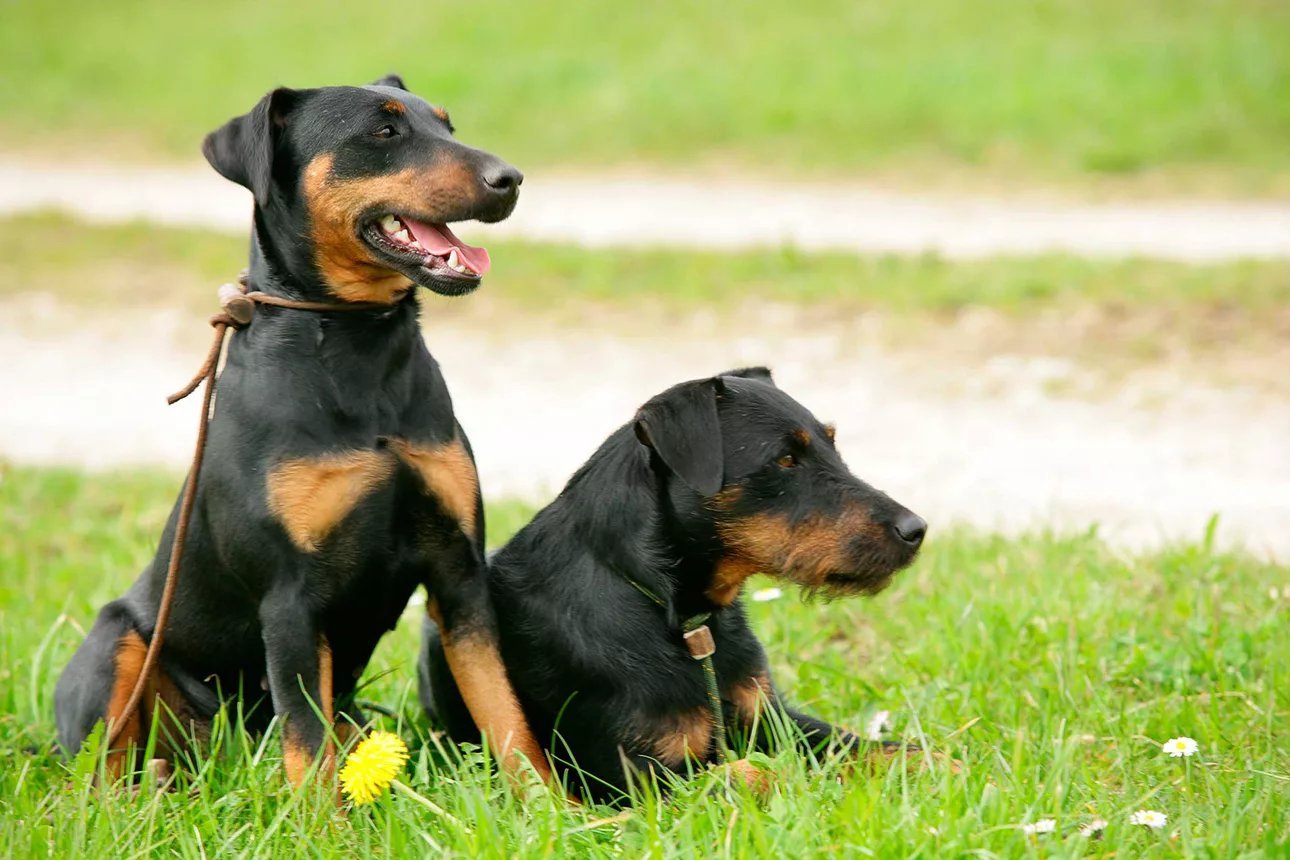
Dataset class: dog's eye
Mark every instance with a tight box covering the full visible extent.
[373,125,398,139]
[776,453,797,468]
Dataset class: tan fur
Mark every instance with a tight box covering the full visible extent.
[718,506,883,592]
[281,636,338,791]
[438,629,552,782]
[302,154,480,304]
[282,731,313,788]
[389,437,479,539]
[318,637,336,767]
[706,555,761,606]
[432,105,450,122]
[721,757,772,795]
[104,631,197,779]
[104,631,148,777]
[727,671,773,725]
[266,450,395,553]
[648,708,714,767]
[381,99,406,115]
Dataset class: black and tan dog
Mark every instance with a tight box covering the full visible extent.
[419,367,926,802]
[55,74,549,789]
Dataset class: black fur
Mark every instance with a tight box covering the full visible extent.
[419,368,928,803]
[55,75,529,783]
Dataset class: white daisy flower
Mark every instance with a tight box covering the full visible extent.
[1079,819,1108,837]
[1163,736,1198,757]
[751,587,783,602]
[864,709,892,741]
[1021,819,1056,835]
[1129,810,1167,829]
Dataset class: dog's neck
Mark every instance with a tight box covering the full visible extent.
[227,223,423,407]
[570,430,744,617]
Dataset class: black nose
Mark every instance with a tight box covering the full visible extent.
[482,162,523,194]
[892,511,927,547]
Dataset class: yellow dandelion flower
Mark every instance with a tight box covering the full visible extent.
[340,731,409,805]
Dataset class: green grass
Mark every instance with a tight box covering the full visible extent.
[5,212,1289,321]
[3,1,1289,192]
[1,464,1286,857]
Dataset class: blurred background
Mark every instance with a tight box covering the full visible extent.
[1,0,1287,556]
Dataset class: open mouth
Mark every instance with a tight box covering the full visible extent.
[363,214,492,296]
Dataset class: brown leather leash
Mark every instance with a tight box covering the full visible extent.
[104,274,392,752]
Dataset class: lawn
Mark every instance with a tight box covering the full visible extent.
[3,1,1289,193]
[5,212,1289,323]
[0,464,1286,857]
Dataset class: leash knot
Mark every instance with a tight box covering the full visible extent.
[217,281,255,327]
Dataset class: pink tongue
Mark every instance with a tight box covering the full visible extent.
[401,218,491,276]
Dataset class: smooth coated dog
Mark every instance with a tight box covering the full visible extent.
[55,74,548,789]
[419,367,926,802]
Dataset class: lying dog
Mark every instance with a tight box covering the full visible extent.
[55,74,548,789]
[419,367,926,802]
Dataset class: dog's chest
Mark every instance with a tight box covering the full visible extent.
[264,433,478,570]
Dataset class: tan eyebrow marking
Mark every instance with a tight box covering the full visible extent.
[823,424,836,442]
[432,105,450,122]
[792,429,812,446]
[381,99,406,115]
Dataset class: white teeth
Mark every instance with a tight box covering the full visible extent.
[392,229,411,243]
[409,239,425,250]
[380,215,400,233]
[450,262,468,274]
[446,249,459,268]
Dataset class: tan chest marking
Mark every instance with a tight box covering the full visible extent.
[266,450,395,552]
[389,437,479,540]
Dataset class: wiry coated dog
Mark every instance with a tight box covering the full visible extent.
[55,74,548,789]
[419,367,926,802]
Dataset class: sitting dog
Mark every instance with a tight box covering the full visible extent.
[55,74,548,789]
[419,367,926,802]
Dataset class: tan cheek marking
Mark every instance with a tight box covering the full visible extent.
[389,437,479,540]
[648,707,714,767]
[266,450,395,552]
[439,630,551,782]
[728,671,773,725]
[302,154,481,304]
[718,506,881,588]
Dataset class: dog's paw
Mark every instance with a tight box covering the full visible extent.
[715,757,773,796]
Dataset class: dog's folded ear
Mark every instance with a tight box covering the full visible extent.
[370,73,409,91]
[634,380,724,496]
[202,87,302,205]
[718,366,775,387]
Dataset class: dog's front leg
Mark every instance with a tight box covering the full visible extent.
[260,590,336,790]
[728,669,859,753]
[426,538,551,786]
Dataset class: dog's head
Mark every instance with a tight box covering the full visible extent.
[634,367,926,603]
[203,74,521,303]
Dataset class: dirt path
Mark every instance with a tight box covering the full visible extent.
[4,300,1286,560]
[3,159,1289,261]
